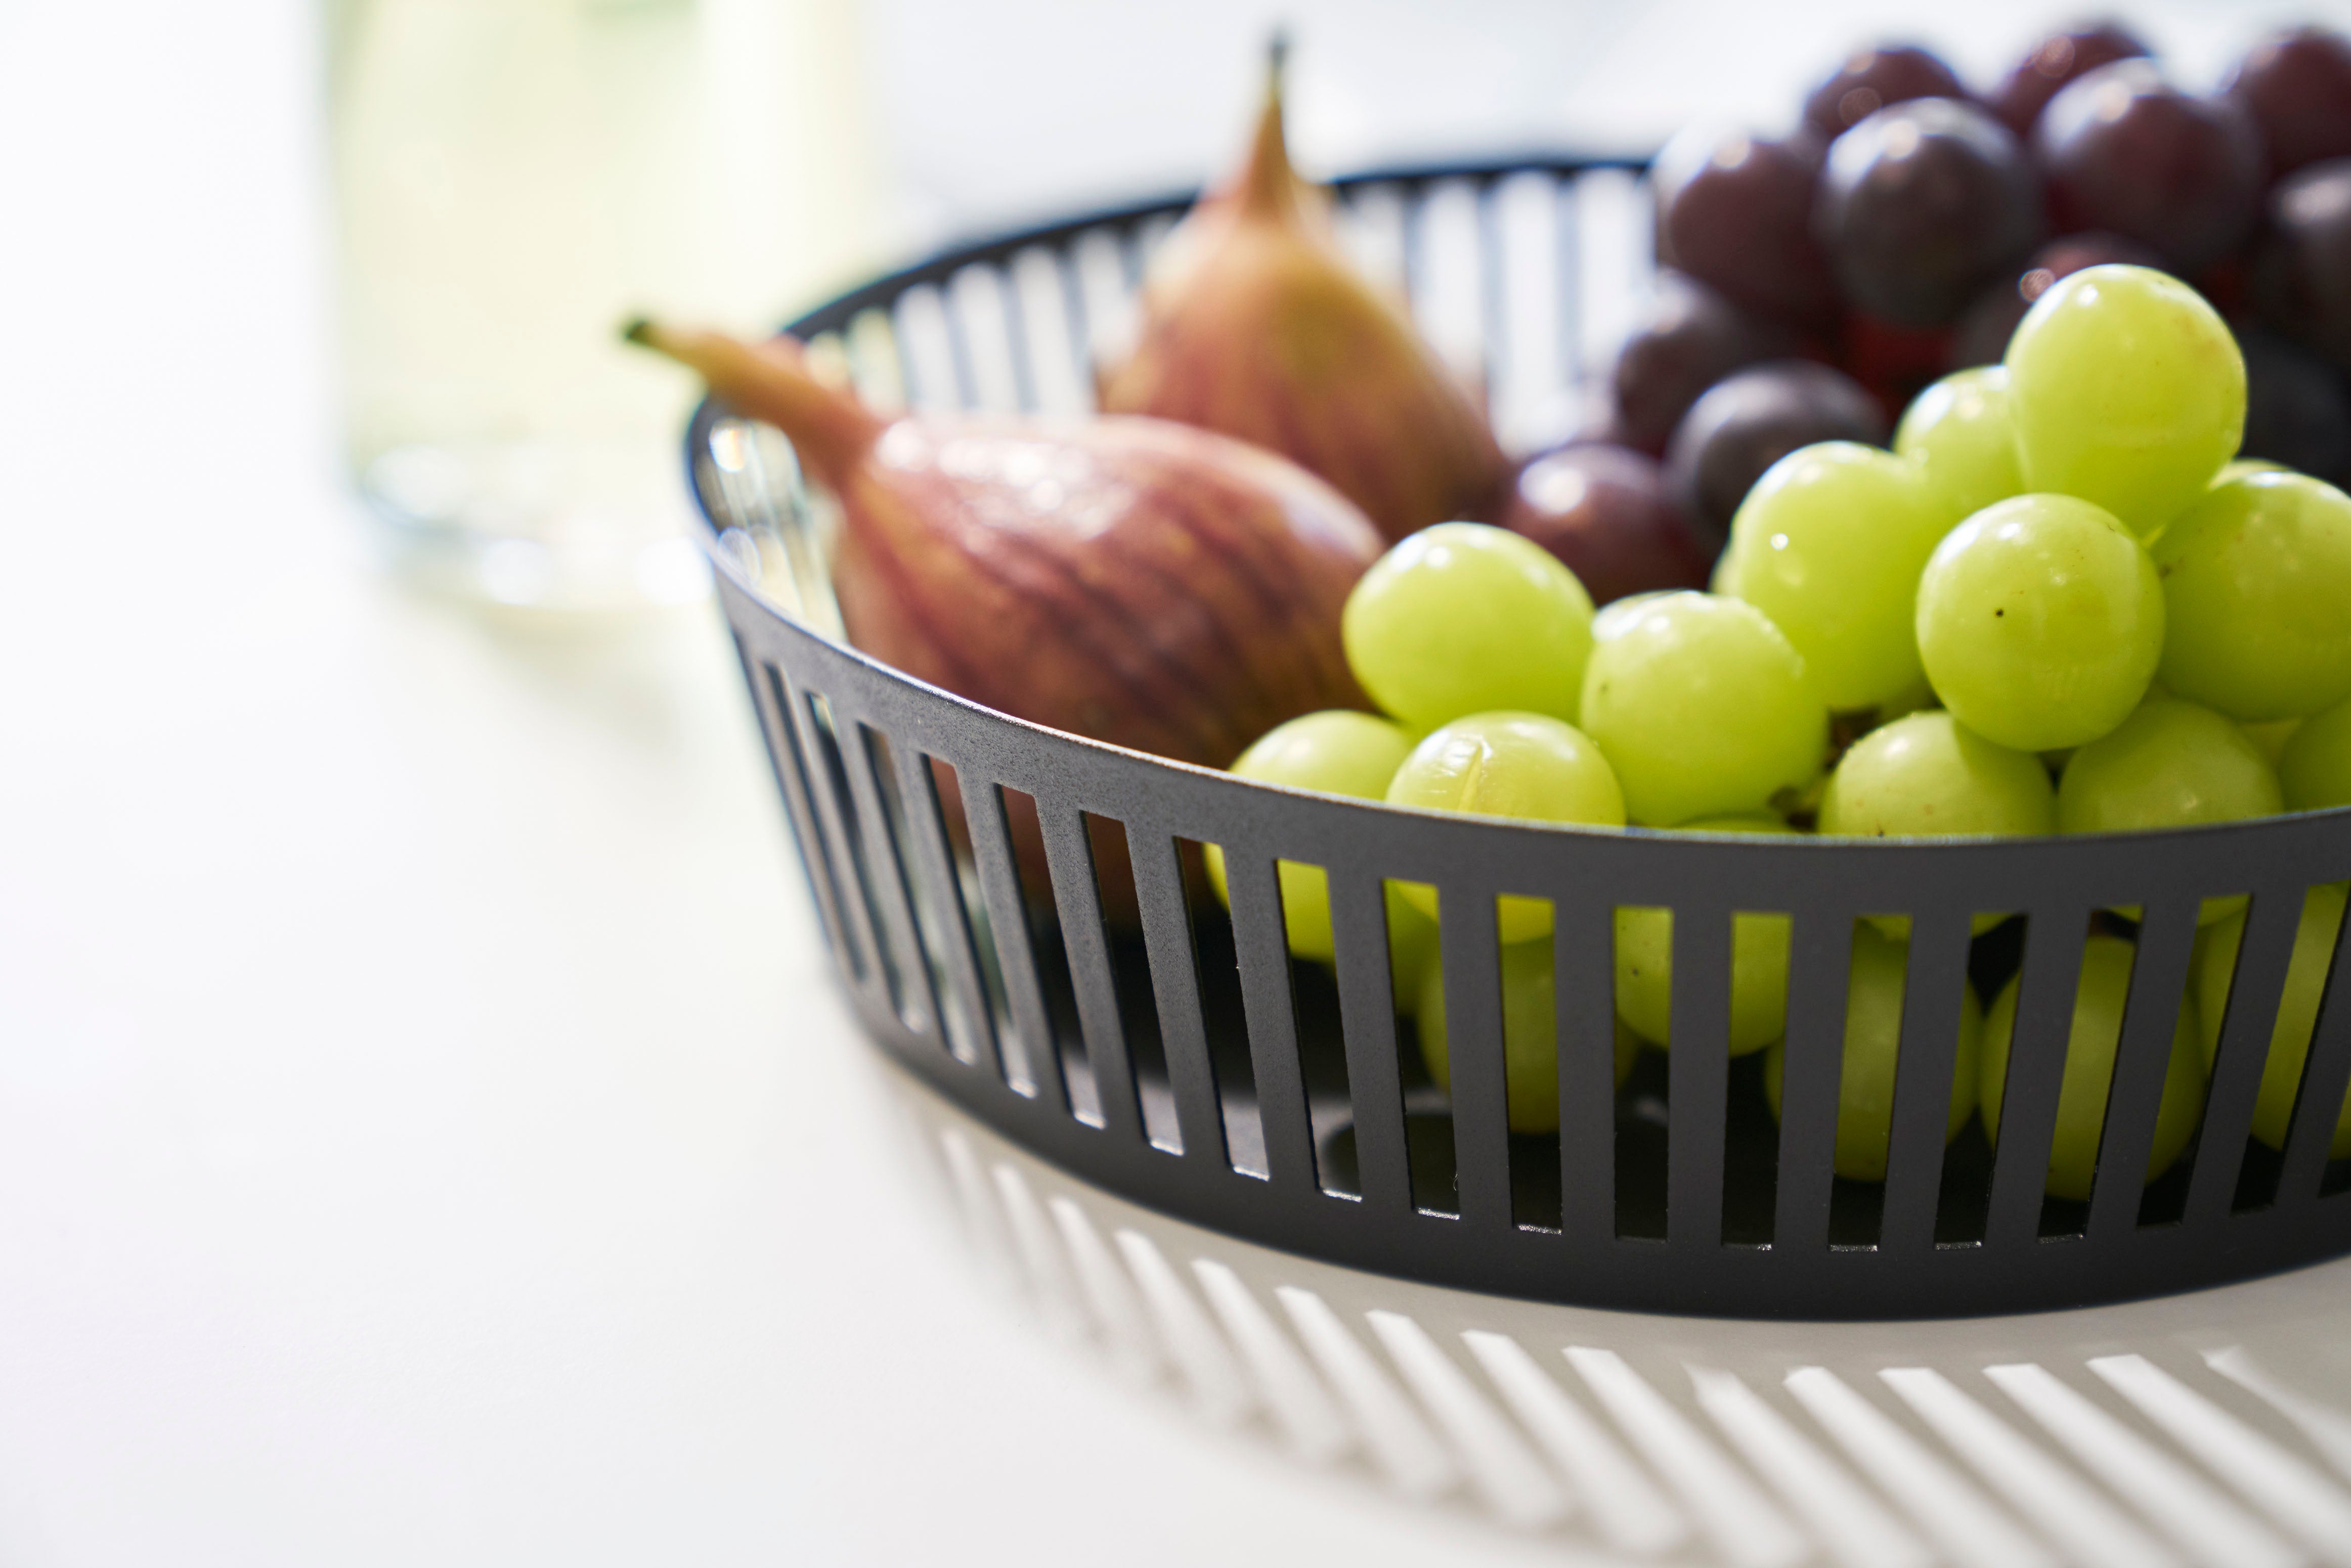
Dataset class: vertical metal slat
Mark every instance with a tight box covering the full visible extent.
[1438,890,1512,1229]
[2087,899,2201,1236]
[1879,907,1975,1253]
[1128,827,1224,1164]
[888,744,1002,1077]
[1666,902,1732,1246]
[1329,869,1411,1212]
[780,678,888,1008]
[1984,909,2092,1247]
[1774,911,1854,1253]
[1224,850,1317,1192]
[965,783,1062,1109]
[737,647,858,981]
[1554,895,1619,1245]
[839,721,944,1044]
[2279,887,2351,1199]
[1037,805,1143,1143]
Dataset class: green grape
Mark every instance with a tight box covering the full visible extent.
[2193,884,2351,1158]
[2151,472,2351,723]
[1914,494,2163,752]
[1762,922,1982,1182]
[1981,933,2208,1202]
[2005,264,2246,537]
[2244,718,2302,767]
[1417,936,1639,1134]
[1896,366,2025,526]
[2215,458,2286,485]
[1820,711,2055,838]
[1578,591,1829,827]
[1713,443,1950,711]
[1614,815,1795,1056]
[1384,886,1439,1011]
[1386,712,1625,943]
[1205,711,1416,963]
[2282,700,2351,812]
[1342,522,1595,730]
[1589,590,1675,645]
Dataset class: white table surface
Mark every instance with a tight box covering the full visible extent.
[8,5,2350,1565]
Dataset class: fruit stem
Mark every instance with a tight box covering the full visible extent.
[622,318,882,491]
[1231,29,1309,224]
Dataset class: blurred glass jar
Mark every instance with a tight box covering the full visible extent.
[325,0,881,610]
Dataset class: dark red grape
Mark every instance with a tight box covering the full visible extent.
[2252,158,2351,368]
[1664,361,1888,545]
[1498,444,1714,604]
[1839,314,1954,415]
[1814,98,2043,328]
[2224,27,2351,178]
[1803,45,1970,139]
[2035,60,2263,275]
[1989,23,2152,139]
[1948,232,2164,366]
[1608,272,1803,456]
[1652,126,1840,328]
[2237,329,2351,486]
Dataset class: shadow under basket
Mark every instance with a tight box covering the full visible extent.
[686,155,2351,1320]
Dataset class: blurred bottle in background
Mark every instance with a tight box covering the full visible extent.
[326,0,881,611]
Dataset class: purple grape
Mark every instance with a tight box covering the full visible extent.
[1948,232,2164,366]
[2225,26,2351,178]
[1989,23,2153,140]
[1664,361,1888,546]
[1497,444,1714,605]
[2237,329,2351,486]
[1803,45,1970,139]
[1814,98,2043,329]
[1608,272,1802,455]
[1653,126,1840,328]
[2035,60,2264,276]
[2252,158,2351,369]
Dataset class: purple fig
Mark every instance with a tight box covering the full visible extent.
[1098,47,1505,542]
[627,321,1380,771]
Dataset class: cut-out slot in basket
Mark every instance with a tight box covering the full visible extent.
[694,156,2351,1319]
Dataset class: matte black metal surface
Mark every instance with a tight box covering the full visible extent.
[688,157,2351,1318]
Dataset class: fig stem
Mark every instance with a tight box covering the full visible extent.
[1232,29,1305,223]
[621,317,882,490]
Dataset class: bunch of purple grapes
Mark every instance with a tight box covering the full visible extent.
[1498,23,2351,598]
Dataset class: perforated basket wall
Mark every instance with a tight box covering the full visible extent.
[689,156,2351,1319]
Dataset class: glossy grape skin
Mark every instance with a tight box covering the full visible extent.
[1763,922,1983,1182]
[1579,591,1828,827]
[1950,233,2163,370]
[1614,814,1795,1056]
[2194,883,2351,1158]
[1915,494,2164,753]
[2282,699,2351,811]
[1665,361,1888,546]
[2058,700,2281,924]
[1417,939,1639,1134]
[2224,27,2351,177]
[1342,522,1595,730]
[2238,329,2351,488]
[2251,160,2351,370]
[1651,126,1839,329]
[1896,366,2024,524]
[1609,273,1803,456]
[1821,711,2054,837]
[1991,23,2155,140]
[1387,712,1625,943]
[1497,443,1712,607]
[1814,99,2043,329]
[1713,443,1947,710]
[1982,934,2208,1201]
[2152,472,2351,723]
[2035,61,2264,275]
[1802,43,1969,140]
[2005,266,2246,538]
[1204,711,1416,964]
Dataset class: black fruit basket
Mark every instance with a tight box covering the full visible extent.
[687,155,2351,1320]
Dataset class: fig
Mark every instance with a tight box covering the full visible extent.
[630,320,1380,769]
[1097,44,1504,542]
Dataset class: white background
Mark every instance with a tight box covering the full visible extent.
[3,3,2347,1564]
